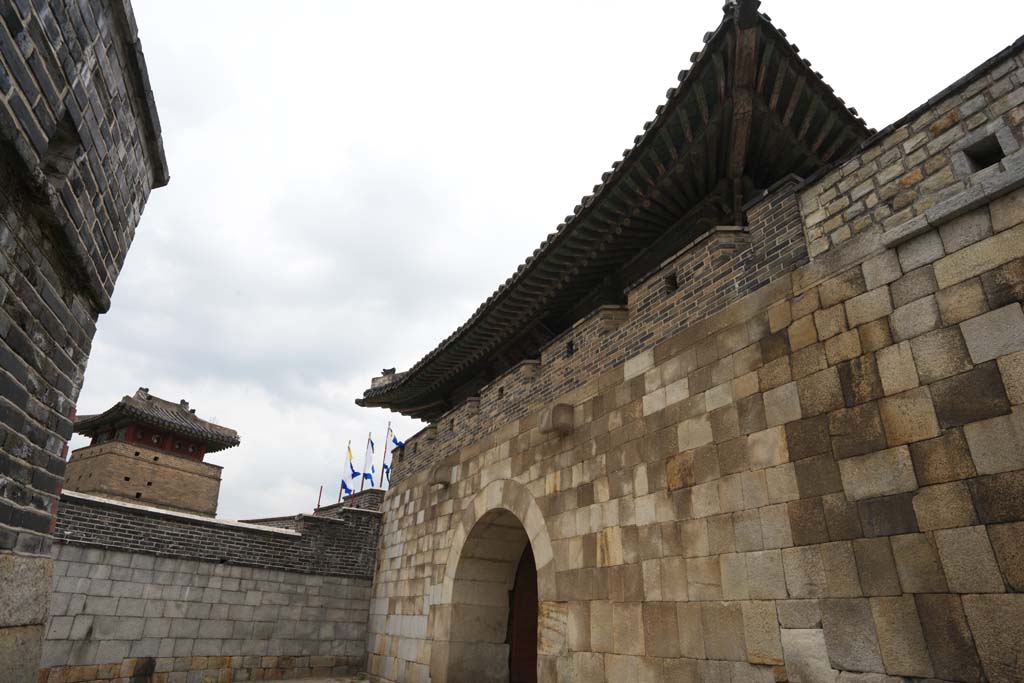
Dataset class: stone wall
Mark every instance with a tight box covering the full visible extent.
[39,491,380,682]
[366,46,1024,683]
[0,1,166,679]
[64,442,223,516]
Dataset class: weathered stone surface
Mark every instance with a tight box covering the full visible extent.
[846,287,894,328]
[853,538,901,597]
[869,596,933,677]
[931,363,1010,428]
[908,327,973,384]
[858,493,919,538]
[908,429,976,485]
[797,368,845,417]
[764,382,802,427]
[911,481,977,531]
[641,602,679,658]
[701,601,746,661]
[838,447,917,501]
[890,533,948,593]
[781,628,837,683]
[837,354,885,407]
[989,522,1024,591]
[612,602,644,655]
[743,601,783,665]
[969,470,1024,523]
[820,598,884,673]
[746,550,787,599]
[783,547,827,599]
[981,257,1024,309]
[830,403,887,459]
[934,525,1005,594]
[998,350,1024,404]
[777,600,822,629]
[0,556,52,629]
[935,277,989,325]
[878,387,940,446]
[0,625,43,683]
[890,266,938,309]
[862,251,902,291]
[963,408,1024,475]
[960,303,1024,363]
[915,594,984,682]
[962,594,1024,683]
[897,231,945,272]
[890,295,941,341]
[794,454,843,499]
[875,342,919,396]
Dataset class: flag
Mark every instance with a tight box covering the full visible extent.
[348,441,361,480]
[341,479,353,496]
[383,461,391,485]
[362,434,375,487]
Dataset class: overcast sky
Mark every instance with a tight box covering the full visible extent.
[70,1,1024,520]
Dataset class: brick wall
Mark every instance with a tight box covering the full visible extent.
[65,442,223,516]
[56,491,381,579]
[366,45,1024,683]
[37,490,381,682]
[39,544,370,682]
[0,1,166,679]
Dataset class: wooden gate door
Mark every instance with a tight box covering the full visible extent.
[508,545,538,683]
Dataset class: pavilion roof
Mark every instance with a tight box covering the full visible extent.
[358,0,871,420]
[75,388,240,452]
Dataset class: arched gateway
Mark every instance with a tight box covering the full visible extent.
[430,480,558,682]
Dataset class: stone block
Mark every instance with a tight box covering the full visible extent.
[981,257,1024,309]
[785,414,831,460]
[820,541,862,598]
[878,387,940,446]
[998,350,1024,404]
[853,538,900,597]
[820,598,884,673]
[743,601,783,665]
[701,601,746,661]
[660,556,688,601]
[890,265,938,309]
[687,556,722,600]
[746,549,787,600]
[0,624,44,681]
[961,303,1024,363]
[908,428,976,485]
[825,330,862,365]
[642,602,679,658]
[783,546,827,599]
[822,492,863,541]
[769,300,793,333]
[962,594,1024,683]
[989,522,1024,591]
[838,446,917,501]
[939,206,992,252]
[914,594,984,682]
[933,362,1011,429]
[815,304,849,340]
[890,295,941,341]
[747,426,789,470]
[934,223,1024,289]
[990,186,1024,232]
[890,533,948,593]
[859,492,920,538]
[760,502,793,549]
[935,277,988,325]
[789,315,819,351]
[734,509,764,552]
[710,404,740,442]
[590,601,613,653]
[666,451,695,491]
[897,230,945,272]
[869,595,933,678]
[764,382,801,427]
[793,289,821,319]
[0,555,52,629]
[964,408,1024,474]
[969,470,1024,523]
[678,415,713,451]
[875,342,919,396]
[837,354,885,408]
[909,327,973,385]
[862,250,902,290]
[539,403,574,435]
[911,481,978,531]
[794,454,843,499]
[788,498,829,547]
[830,402,887,459]
[780,628,837,683]
[797,367,844,417]
[777,600,822,629]
[858,317,894,353]
[759,355,793,391]
[846,287,893,328]
[934,525,1005,594]
[676,603,705,659]
[766,463,799,504]
[720,553,749,600]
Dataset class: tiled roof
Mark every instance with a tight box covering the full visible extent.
[359,0,871,420]
[75,388,240,452]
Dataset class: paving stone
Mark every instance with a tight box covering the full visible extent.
[853,538,901,597]
[743,601,783,665]
[961,303,1024,363]
[971,469,1024,523]
[846,287,894,328]
[890,266,938,309]
[829,402,887,459]
[701,601,746,661]
[858,493,919,538]
[838,446,917,501]
[998,350,1024,405]
[934,525,1005,594]
[878,387,940,446]
[869,595,933,678]
[820,598,884,673]
[962,594,1024,683]
[964,408,1024,474]
[875,342,919,396]
[914,594,984,682]
[890,533,948,593]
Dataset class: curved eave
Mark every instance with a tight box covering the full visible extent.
[75,404,241,453]
[360,5,870,421]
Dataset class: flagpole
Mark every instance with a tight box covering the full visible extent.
[339,439,350,503]
[360,431,371,492]
[382,420,391,490]
[316,485,322,512]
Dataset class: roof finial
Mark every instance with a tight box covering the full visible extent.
[730,0,762,27]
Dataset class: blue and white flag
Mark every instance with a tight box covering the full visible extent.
[341,479,353,496]
[362,433,375,487]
